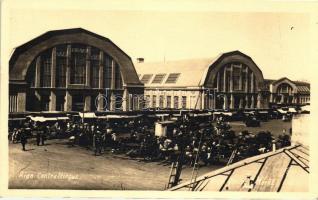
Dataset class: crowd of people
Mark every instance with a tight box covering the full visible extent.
[9,113,291,166]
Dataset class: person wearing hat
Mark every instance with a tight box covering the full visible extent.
[174,127,181,137]
[11,128,18,143]
[36,126,41,146]
[20,128,27,151]
[185,145,194,166]
[40,124,48,146]
[111,132,118,152]
[94,131,102,156]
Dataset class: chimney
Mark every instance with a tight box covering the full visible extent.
[137,58,144,63]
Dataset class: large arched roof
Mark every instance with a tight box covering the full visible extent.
[203,51,265,89]
[270,77,297,93]
[135,50,265,89]
[270,77,311,94]
[9,28,142,86]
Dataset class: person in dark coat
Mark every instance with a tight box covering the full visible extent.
[41,125,47,146]
[20,128,27,151]
[35,125,41,146]
[94,132,102,156]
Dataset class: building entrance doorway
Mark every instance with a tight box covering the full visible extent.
[216,95,224,109]
[234,95,241,109]
[72,94,84,111]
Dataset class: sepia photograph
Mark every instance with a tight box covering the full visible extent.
[1,0,317,197]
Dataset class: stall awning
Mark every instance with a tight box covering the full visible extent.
[213,112,233,116]
[288,108,297,113]
[98,114,142,119]
[194,113,212,117]
[170,117,179,121]
[79,112,97,118]
[277,109,288,114]
[158,120,176,125]
[27,116,58,122]
[57,117,70,120]
[155,114,170,117]
[98,115,120,119]
[301,105,310,112]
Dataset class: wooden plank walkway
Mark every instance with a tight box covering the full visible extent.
[253,153,291,192]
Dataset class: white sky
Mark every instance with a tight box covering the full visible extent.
[2,0,318,81]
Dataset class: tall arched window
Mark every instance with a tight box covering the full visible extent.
[26,60,36,87]
[103,53,112,88]
[213,63,257,93]
[40,49,52,87]
[232,66,241,91]
[90,47,100,88]
[26,43,124,90]
[70,44,87,84]
[56,45,67,87]
[115,63,123,89]
[277,83,293,95]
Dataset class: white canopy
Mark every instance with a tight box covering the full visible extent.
[98,114,142,119]
[27,116,63,122]
[58,117,69,120]
[194,112,212,117]
[244,111,255,115]
[277,109,287,114]
[213,112,233,116]
[27,116,46,122]
[155,114,170,117]
[288,108,297,113]
[301,105,310,112]
[79,112,97,118]
[158,120,176,125]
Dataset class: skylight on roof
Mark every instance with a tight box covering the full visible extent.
[165,73,180,84]
[152,74,166,84]
[140,74,153,84]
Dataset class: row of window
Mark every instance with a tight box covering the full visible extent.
[300,97,310,103]
[277,83,293,95]
[27,44,123,89]
[9,95,18,113]
[140,73,180,84]
[144,95,187,109]
[25,93,123,112]
[27,93,189,112]
[214,63,256,93]
[273,95,310,104]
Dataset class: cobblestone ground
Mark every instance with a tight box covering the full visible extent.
[9,139,220,190]
[9,119,291,190]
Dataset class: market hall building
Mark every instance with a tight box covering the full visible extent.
[135,51,270,110]
[9,29,310,114]
[9,28,144,113]
[265,77,310,107]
